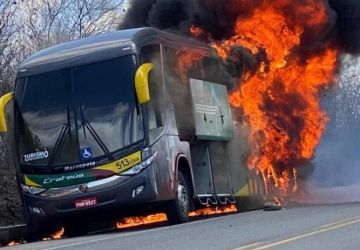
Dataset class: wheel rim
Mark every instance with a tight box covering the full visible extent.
[177,182,189,215]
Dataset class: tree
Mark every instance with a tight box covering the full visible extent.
[0,1,20,94]
[19,0,123,51]
[0,0,123,92]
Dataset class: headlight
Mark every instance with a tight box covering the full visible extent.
[121,151,157,175]
[21,184,46,195]
[141,147,152,160]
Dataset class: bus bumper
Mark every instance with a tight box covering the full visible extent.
[22,166,158,226]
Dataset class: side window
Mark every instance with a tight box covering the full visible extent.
[164,48,205,84]
[163,47,200,140]
[141,45,164,142]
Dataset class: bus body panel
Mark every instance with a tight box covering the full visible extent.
[2,28,265,227]
[23,165,158,226]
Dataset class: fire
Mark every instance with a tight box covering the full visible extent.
[176,50,204,84]
[189,25,205,39]
[51,227,65,239]
[116,205,237,229]
[7,241,21,247]
[116,213,167,229]
[190,0,338,194]
[189,205,237,217]
[42,227,65,241]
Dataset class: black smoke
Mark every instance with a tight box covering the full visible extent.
[121,0,360,54]
[120,0,239,40]
[329,0,360,54]
[121,0,274,90]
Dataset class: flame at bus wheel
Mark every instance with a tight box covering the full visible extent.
[42,227,65,241]
[189,0,338,195]
[116,205,237,229]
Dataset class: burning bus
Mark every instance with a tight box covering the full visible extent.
[0,28,263,234]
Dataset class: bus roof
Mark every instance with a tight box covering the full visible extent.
[18,27,213,77]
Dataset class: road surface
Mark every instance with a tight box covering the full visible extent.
[5,203,360,250]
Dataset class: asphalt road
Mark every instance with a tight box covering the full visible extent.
[5,203,360,250]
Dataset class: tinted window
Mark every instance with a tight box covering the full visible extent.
[141,45,165,143]
[74,55,143,157]
[15,55,143,168]
[16,69,78,166]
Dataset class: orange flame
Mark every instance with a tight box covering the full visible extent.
[188,204,237,217]
[189,25,205,38]
[116,213,167,229]
[116,205,237,229]
[7,241,21,247]
[190,0,338,194]
[42,227,65,241]
[51,227,65,239]
[176,50,204,84]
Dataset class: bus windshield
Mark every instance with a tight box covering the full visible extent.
[15,55,143,168]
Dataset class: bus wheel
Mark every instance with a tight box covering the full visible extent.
[166,171,190,224]
[26,222,59,241]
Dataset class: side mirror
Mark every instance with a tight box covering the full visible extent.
[135,63,153,104]
[0,92,14,133]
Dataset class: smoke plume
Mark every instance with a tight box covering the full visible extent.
[311,55,360,188]
[120,0,360,94]
[120,0,237,40]
[329,0,360,54]
[121,0,360,54]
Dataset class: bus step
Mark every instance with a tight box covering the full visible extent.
[216,194,236,205]
[197,194,218,205]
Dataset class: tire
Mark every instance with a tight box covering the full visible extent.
[26,221,59,241]
[24,206,57,240]
[25,224,44,241]
[166,171,190,224]
[64,220,91,237]
[64,225,87,237]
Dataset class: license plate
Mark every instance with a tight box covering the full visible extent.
[75,197,97,208]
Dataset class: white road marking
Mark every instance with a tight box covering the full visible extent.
[249,217,360,250]
[318,215,360,229]
[43,213,243,250]
[232,242,263,250]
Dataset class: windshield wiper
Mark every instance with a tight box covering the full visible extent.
[47,106,72,168]
[15,102,26,136]
[80,104,114,161]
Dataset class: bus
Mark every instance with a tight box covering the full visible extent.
[0,28,264,234]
